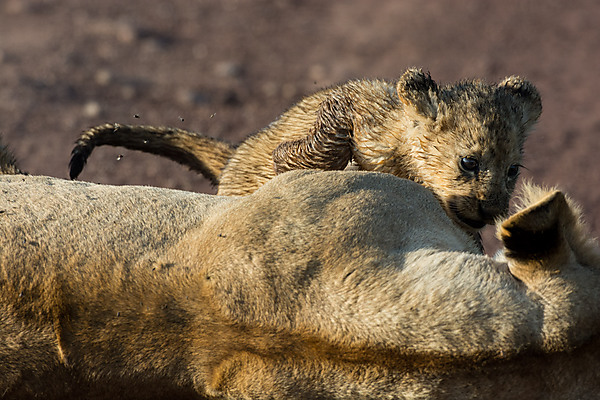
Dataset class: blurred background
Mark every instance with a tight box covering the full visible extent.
[1,0,599,250]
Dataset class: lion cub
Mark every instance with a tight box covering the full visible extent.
[69,68,541,233]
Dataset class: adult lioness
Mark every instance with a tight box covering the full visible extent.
[2,170,597,399]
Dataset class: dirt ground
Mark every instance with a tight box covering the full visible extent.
[1,0,599,251]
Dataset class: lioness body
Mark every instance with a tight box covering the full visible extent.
[2,171,600,399]
[70,69,542,232]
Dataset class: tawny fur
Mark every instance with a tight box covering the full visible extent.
[69,68,542,233]
[1,170,599,399]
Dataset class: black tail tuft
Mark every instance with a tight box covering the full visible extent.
[68,147,89,179]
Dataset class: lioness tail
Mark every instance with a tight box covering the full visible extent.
[0,136,22,175]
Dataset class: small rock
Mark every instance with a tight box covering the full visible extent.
[176,88,209,106]
[214,61,244,78]
[83,101,101,118]
[94,69,113,86]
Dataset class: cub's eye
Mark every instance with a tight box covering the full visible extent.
[459,157,479,173]
[507,164,520,179]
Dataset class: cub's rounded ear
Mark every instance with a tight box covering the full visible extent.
[396,68,439,119]
[497,76,543,131]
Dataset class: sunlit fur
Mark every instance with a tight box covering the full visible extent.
[1,170,599,399]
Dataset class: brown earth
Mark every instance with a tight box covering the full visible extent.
[1,0,599,251]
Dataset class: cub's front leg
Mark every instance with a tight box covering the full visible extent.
[272,95,354,174]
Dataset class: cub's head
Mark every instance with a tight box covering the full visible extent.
[396,68,542,233]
